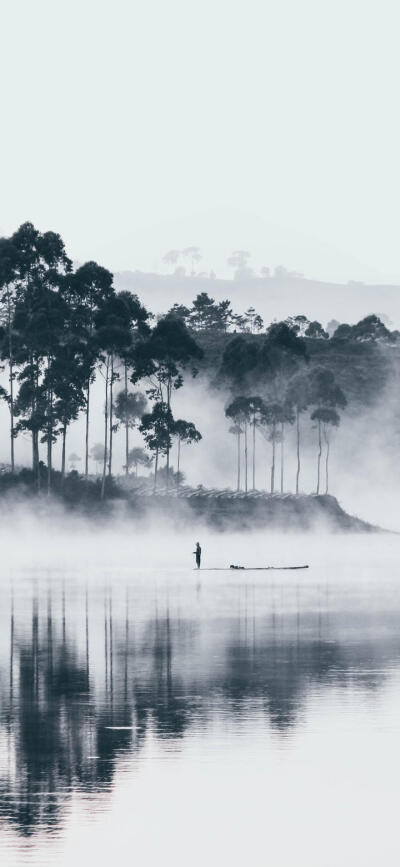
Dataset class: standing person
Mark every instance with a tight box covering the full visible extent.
[193,542,201,569]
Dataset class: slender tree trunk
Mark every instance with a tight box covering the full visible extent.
[124,363,129,477]
[47,436,52,496]
[154,448,159,493]
[280,422,284,494]
[325,430,330,494]
[61,423,67,478]
[34,363,40,493]
[296,409,301,495]
[108,354,113,477]
[33,431,39,490]
[316,419,322,495]
[166,378,171,491]
[177,436,181,488]
[252,417,256,490]
[271,424,276,494]
[101,357,110,500]
[85,381,90,478]
[47,373,53,496]
[237,432,241,491]
[7,292,15,473]
[244,421,248,493]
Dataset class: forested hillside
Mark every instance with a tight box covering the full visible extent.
[0,222,398,511]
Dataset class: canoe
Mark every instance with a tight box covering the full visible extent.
[196,565,309,571]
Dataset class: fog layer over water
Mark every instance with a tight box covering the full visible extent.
[0,531,400,865]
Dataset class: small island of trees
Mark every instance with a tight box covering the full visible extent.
[0,222,397,508]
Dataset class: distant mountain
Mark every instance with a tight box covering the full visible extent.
[114,270,400,328]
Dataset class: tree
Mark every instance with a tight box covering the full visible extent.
[309,368,347,494]
[261,322,308,384]
[286,372,310,494]
[167,303,191,325]
[246,396,267,490]
[219,336,259,389]
[257,402,293,494]
[0,236,20,472]
[228,395,267,490]
[69,453,81,470]
[126,446,153,476]
[182,246,201,275]
[116,290,151,480]
[162,250,181,270]
[114,390,147,477]
[10,223,72,492]
[228,423,243,491]
[172,418,202,486]
[95,292,149,497]
[225,397,252,493]
[227,251,254,280]
[69,261,114,478]
[238,307,264,334]
[276,401,295,494]
[326,319,340,337]
[284,315,309,336]
[305,320,329,339]
[139,401,174,492]
[190,293,233,332]
[90,442,104,474]
[260,326,308,490]
[310,407,340,494]
[333,315,394,343]
[133,314,203,488]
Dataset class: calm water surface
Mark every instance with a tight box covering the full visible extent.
[0,532,399,866]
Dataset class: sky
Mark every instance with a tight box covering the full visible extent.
[2,0,400,283]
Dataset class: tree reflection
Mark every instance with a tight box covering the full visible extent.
[0,582,399,836]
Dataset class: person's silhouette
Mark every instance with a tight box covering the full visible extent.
[193,542,201,569]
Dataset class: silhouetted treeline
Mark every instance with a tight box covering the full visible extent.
[1,224,398,498]
[0,223,204,496]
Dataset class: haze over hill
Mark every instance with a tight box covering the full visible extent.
[114,269,400,330]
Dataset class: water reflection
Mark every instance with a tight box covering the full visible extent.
[0,573,399,838]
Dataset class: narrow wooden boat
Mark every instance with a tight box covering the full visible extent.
[196,565,309,571]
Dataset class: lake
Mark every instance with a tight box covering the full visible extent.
[0,530,399,866]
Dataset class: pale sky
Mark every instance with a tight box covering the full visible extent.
[2,0,400,283]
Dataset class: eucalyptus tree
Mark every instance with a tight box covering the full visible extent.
[139,401,174,492]
[126,446,153,477]
[182,246,202,274]
[69,453,81,471]
[261,321,308,392]
[115,290,150,477]
[10,223,72,491]
[0,236,20,472]
[90,442,104,474]
[69,262,114,477]
[309,368,347,495]
[310,407,340,494]
[246,396,267,490]
[225,397,253,493]
[278,401,295,493]
[286,372,310,494]
[114,390,147,476]
[94,293,148,497]
[172,418,202,486]
[257,402,291,494]
[52,347,87,479]
[133,314,203,488]
[219,336,259,391]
